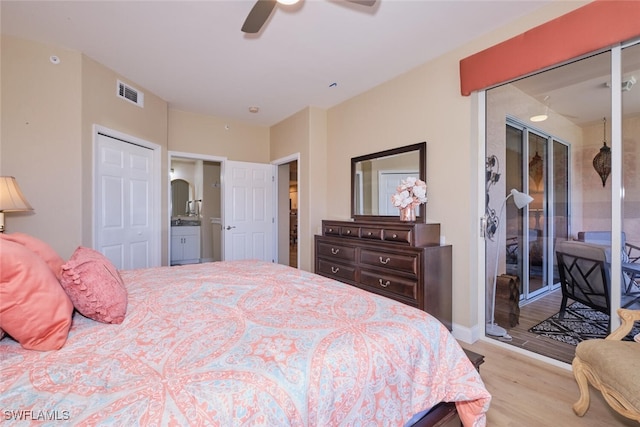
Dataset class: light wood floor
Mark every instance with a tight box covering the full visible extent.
[460,339,637,426]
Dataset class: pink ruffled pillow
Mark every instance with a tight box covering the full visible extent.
[60,247,127,324]
[0,239,73,350]
[0,232,65,280]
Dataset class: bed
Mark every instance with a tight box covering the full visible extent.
[1,244,490,426]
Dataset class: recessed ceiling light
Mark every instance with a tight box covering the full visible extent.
[248,106,259,113]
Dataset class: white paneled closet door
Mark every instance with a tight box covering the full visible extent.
[95,131,159,270]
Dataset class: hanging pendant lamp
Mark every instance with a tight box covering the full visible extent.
[529,150,543,190]
[592,117,611,187]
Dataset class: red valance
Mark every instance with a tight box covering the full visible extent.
[459,0,640,96]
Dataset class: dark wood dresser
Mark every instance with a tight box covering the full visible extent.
[314,219,452,330]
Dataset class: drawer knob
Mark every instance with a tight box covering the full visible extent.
[328,228,333,232]
[379,256,390,264]
[346,230,351,234]
[367,232,372,236]
[331,266,340,274]
[331,248,340,255]
[378,279,390,288]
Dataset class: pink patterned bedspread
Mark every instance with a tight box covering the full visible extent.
[0,260,490,426]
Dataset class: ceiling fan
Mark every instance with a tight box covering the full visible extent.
[241,0,376,34]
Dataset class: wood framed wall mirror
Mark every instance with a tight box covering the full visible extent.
[351,142,426,223]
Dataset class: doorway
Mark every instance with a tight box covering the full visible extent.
[169,153,224,266]
[275,155,299,269]
[484,41,640,362]
[93,126,161,270]
[504,119,568,302]
[169,152,296,267]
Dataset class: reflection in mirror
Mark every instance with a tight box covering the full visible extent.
[351,142,426,222]
[171,179,191,217]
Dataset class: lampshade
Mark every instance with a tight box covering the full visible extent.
[0,176,33,233]
[592,118,611,187]
[510,188,534,209]
[483,189,532,242]
[0,176,32,212]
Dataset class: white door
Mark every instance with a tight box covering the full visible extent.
[223,160,275,262]
[95,131,159,270]
[378,171,418,215]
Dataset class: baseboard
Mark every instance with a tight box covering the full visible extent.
[451,322,481,344]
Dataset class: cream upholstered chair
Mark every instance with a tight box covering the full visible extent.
[572,308,640,422]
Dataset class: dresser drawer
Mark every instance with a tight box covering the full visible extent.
[340,226,359,238]
[383,228,412,244]
[324,225,341,236]
[317,259,357,282]
[316,241,357,262]
[360,249,419,276]
[361,227,382,240]
[360,269,418,301]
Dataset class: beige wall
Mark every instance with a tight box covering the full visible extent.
[1,36,82,259]
[168,109,269,162]
[1,36,169,260]
[270,107,328,271]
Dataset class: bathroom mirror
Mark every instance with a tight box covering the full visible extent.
[171,179,191,218]
[351,142,426,222]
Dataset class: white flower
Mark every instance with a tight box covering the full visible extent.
[391,177,427,208]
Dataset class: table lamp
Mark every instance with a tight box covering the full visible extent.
[0,176,33,233]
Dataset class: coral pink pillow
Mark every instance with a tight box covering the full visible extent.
[0,239,73,351]
[60,247,127,324]
[0,232,64,281]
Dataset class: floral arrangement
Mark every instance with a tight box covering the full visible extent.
[391,177,427,208]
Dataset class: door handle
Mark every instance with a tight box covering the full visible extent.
[225,225,236,230]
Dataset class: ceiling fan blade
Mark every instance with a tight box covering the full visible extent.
[241,0,277,34]
[345,0,376,6]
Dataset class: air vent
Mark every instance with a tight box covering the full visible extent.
[117,80,144,107]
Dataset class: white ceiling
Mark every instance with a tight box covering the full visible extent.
[511,44,640,126]
[1,0,555,127]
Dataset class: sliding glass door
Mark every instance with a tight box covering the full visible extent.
[504,120,568,301]
[483,43,640,358]
[621,42,640,312]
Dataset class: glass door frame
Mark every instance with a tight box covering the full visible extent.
[481,42,634,336]
[505,117,569,302]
